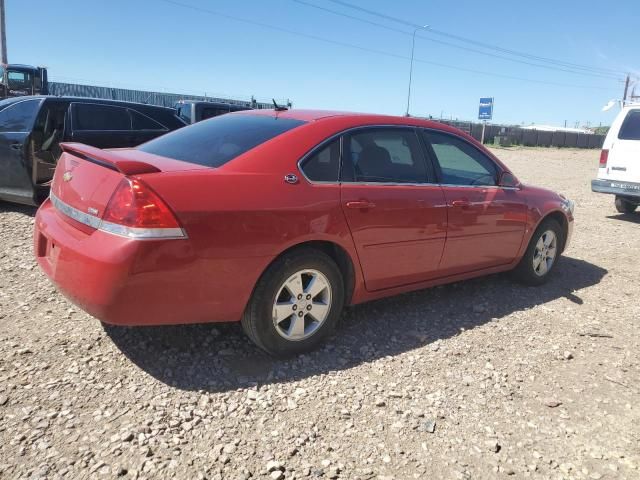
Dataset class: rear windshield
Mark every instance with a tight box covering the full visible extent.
[138,114,306,167]
[619,110,640,140]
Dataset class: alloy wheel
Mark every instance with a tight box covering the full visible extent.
[272,269,332,341]
[532,230,557,277]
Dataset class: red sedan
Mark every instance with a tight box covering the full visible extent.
[34,110,574,356]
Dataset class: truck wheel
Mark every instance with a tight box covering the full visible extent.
[615,196,637,214]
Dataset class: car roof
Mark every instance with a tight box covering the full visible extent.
[232,108,465,132]
[2,95,178,113]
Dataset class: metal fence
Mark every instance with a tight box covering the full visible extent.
[48,82,283,110]
[436,119,605,149]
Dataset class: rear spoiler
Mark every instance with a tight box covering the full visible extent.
[59,143,161,175]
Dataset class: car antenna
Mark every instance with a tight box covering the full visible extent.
[272,98,288,112]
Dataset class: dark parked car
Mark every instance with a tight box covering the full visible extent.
[0,96,186,205]
[175,100,252,124]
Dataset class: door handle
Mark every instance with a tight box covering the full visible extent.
[10,143,23,151]
[451,200,471,208]
[346,200,376,209]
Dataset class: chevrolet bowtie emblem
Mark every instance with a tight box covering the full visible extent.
[63,171,73,182]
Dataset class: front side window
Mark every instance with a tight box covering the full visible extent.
[0,99,42,132]
[300,139,340,182]
[73,104,131,131]
[422,130,497,186]
[619,110,640,140]
[138,114,306,168]
[343,128,428,183]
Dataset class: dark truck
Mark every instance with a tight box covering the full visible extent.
[175,100,252,124]
[0,64,48,99]
[0,96,186,205]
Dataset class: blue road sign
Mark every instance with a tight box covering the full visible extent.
[478,97,493,120]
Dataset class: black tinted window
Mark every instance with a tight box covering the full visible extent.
[0,99,41,132]
[201,107,229,120]
[139,114,306,167]
[423,130,497,186]
[73,104,131,131]
[130,110,166,131]
[619,110,640,140]
[301,139,340,182]
[344,129,428,183]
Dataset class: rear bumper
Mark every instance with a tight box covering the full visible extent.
[34,198,270,326]
[591,179,640,198]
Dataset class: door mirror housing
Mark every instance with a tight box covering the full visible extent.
[499,172,521,189]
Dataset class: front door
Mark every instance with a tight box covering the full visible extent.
[340,127,447,291]
[421,129,527,275]
[0,98,43,203]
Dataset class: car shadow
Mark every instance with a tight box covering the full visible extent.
[0,202,37,217]
[606,213,640,224]
[103,256,607,393]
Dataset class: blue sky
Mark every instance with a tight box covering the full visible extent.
[8,0,638,126]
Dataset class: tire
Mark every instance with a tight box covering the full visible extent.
[241,248,345,357]
[513,218,563,286]
[615,196,637,214]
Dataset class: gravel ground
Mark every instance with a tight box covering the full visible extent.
[0,147,638,480]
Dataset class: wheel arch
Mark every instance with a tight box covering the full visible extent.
[256,240,358,307]
[536,210,569,253]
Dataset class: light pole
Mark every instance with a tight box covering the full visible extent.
[405,24,429,116]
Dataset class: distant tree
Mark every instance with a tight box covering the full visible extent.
[593,126,610,135]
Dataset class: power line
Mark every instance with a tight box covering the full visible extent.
[155,0,617,91]
[325,0,622,77]
[293,0,621,81]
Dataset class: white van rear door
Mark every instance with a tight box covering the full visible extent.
[607,109,640,183]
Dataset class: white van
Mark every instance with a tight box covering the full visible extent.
[591,104,640,213]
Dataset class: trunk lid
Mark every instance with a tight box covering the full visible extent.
[51,143,206,221]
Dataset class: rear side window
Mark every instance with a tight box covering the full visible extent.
[130,110,167,131]
[139,114,306,167]
[300,139,340,182]
[73,104,131,131]
[619,110,640,140]
[423,130,497,186]
[343,128,428,183]
[0,99,41,132]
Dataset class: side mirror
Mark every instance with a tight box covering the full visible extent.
[499,172,521,189]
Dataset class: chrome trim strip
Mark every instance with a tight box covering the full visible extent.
[50,192,187,240]
[99,221,186,239]
[50,192,102,229]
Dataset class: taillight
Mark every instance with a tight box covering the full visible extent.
[599,149,609,168]
[101,178,185,239]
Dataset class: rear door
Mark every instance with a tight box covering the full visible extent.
[606,109,640,183]
[422,129,527,275]
[0,98,43,203]
[340,127,447,291]
[67,102,134,148]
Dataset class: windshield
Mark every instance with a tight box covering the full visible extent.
[138,114,306,167]
[7,70,34,90]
